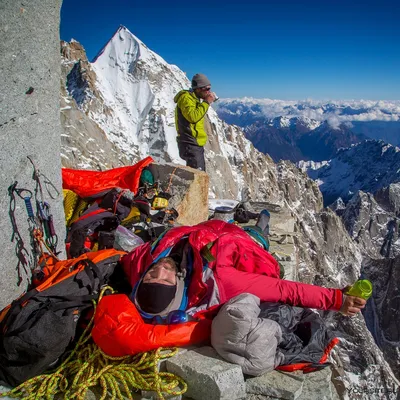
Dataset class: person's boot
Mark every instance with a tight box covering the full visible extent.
[246,211,259,220]
[256,209,270,236]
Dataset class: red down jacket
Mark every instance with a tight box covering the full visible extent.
[92,220,343,356]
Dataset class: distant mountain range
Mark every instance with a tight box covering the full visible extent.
[215,99,400,162]
[242,116,366,162]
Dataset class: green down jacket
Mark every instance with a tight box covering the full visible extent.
[174,90,209,147]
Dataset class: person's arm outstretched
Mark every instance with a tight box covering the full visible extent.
[215,266,366,315]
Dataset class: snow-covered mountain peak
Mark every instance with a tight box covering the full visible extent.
[92,24,190,97]
[86,26,192,163]
[93,25,163,67]
[62,29,280,203]
[273,116,291,128]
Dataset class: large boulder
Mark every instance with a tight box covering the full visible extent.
[150,164,209,226]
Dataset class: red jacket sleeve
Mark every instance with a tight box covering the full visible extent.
[92,294,212,356]
[214,265,343,311]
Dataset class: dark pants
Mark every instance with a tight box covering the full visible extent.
[178,142,206,172]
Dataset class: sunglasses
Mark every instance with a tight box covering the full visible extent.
[150,310,193,325]
[199,87,211,91]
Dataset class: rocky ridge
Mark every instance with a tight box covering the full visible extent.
[327,183,400,389]
[244,117,365,163]
[58,26,400,399]
[299,140,400,206]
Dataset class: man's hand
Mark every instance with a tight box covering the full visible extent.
[340,294,367,316]
[204,92,217,104]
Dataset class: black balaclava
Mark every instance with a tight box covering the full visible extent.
[136,282,176,314]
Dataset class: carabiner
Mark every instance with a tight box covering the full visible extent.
[10,182,33,201]
[9,182,35,220]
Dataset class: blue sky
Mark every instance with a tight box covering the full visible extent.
[60,0,400,100]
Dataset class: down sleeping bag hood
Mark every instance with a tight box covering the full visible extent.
[211,293,339,376]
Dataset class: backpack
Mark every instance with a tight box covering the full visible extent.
[0,249,125,387]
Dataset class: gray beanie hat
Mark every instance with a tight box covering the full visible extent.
[192,73,211,89]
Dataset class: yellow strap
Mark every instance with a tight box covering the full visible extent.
[63,189,79,226]
[69,198,89,226]
[121,206,141,226]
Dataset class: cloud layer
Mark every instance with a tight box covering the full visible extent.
[218,98,400,128]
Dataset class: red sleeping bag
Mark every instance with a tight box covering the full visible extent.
[62,156,153,198]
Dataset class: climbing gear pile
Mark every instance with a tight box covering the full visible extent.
[8,183,40,276]
[8,182,58,274]
[8,157,61,279]
[0,249,125,387]
[28,156,59,256]
[0,286,187,400]
[64,166,179,257]
[1,160,189,398]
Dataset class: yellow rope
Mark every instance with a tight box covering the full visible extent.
[0,286,187,400]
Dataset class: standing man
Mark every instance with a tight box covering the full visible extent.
[174,73,217,171]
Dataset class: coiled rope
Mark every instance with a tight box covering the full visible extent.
[0,287,187,400]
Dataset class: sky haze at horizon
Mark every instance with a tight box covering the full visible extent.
[60,0,400,101]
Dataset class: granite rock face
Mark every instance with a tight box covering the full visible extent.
[0,0,65,310]
[339,188,400,259]
[362,256,400,380]
[301,140,400,206]
[166,347,246,400]
[149,164,209,226]
[246,370,304,399]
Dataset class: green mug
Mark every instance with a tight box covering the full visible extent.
[346,279,373,300]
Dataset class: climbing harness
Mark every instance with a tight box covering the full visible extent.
[0,286,187,400]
